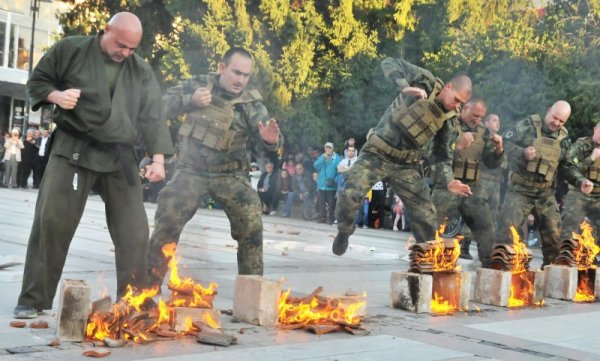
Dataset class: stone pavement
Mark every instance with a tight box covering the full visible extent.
[0,187,598,360]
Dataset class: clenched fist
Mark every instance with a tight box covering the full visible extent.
[524,146,537,161]
[48,89,81,110]
[191,87,212,108]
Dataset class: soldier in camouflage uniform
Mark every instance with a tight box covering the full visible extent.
[147,48,281,286]
[432,98,504,267]
[458,113,507,260]
[495,101,572,266]
[332,58,473,256]
[559,123,600,242]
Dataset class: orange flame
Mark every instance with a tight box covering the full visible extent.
[161,243,218,307]
[201,313,221,329]
[278,289,366,326]
[412,225,461,272]
[571,220,600,270]
[86,244,220,342]
[430,292,456,314]
[508,226,529,274]
[574,271,596,302]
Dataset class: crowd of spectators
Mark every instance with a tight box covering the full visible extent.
[0,128,50,189]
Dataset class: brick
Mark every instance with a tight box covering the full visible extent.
[389,272,432,313]
[595,269,600,300]
[431,271,471,311]
[57,279,91,342]
[171,307,221,332]
[544,265,577,300]
[474,268,511,307]
[233,275,281,326]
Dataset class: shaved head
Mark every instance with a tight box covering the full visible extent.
[100,12,143,63]
[437,74,472,112]
[544,100,571,132]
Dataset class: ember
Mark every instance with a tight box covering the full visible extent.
[86,243,220,342]
[277,286,367,334]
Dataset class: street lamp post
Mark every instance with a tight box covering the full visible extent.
[23,0,40,133]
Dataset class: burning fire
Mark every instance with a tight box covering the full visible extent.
[278,289,366,326]
[430,292,456,314]
[86,243,220,342]
[571,220,600,270]
[161,243,218,308]
[506,226,542,307]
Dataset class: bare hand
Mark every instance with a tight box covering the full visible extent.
[401,86,427,99]
[456,132,475,151]
[259,118,280,145]
[49,89,81,110]
[591,148,600,161]
[145,162,166,182]
[447,179,473,197]
[524,146,537,161]
[191,87,212,108]
[490,134,503,154]
[581,179,594,195]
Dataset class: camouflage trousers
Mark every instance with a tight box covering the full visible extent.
[559,190,600,242]
[336,151,437,243]
[432,182,495,267]
[495,185,561,266]
[147,165,264,287]
[480,176,502,222]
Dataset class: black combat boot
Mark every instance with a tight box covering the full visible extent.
[459,238,473,260]
[332,232,350,256]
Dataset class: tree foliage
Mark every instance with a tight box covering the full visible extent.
[55,0,600,148]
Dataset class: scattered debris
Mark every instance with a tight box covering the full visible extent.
[82,348,111,358]
[104,337,128,348]
[30,321,49,329]
[9,321,26,328]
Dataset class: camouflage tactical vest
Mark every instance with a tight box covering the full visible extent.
[390,79,458,147]
[452,125,485,181]
[178,78,262,152]
[587,152,600,183]
[525,115,567,182]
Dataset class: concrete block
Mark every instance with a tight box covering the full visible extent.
[233,275,281,326]
[474,268,511,307]
[57,279,91,342]
[532,270,545,305]
[544,265,577,300]
[459,271,472,310]
[390,272,432,313]
[595,269,600,300]
[171,307,221,332]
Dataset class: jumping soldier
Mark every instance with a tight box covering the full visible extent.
[331,58,472,256]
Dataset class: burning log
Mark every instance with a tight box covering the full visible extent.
[171,307,221,332]
[277,286,367,334]
[305,324,341,335]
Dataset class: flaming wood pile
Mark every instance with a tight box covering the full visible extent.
[86,243,223,344]
[409,239,460,273]
[277,287,369,335]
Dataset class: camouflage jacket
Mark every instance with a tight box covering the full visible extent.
[562,137,598,188]
[163,73,279,172]
[433,118,504,187]
[502,114,571,184]
[376,58,458,178]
